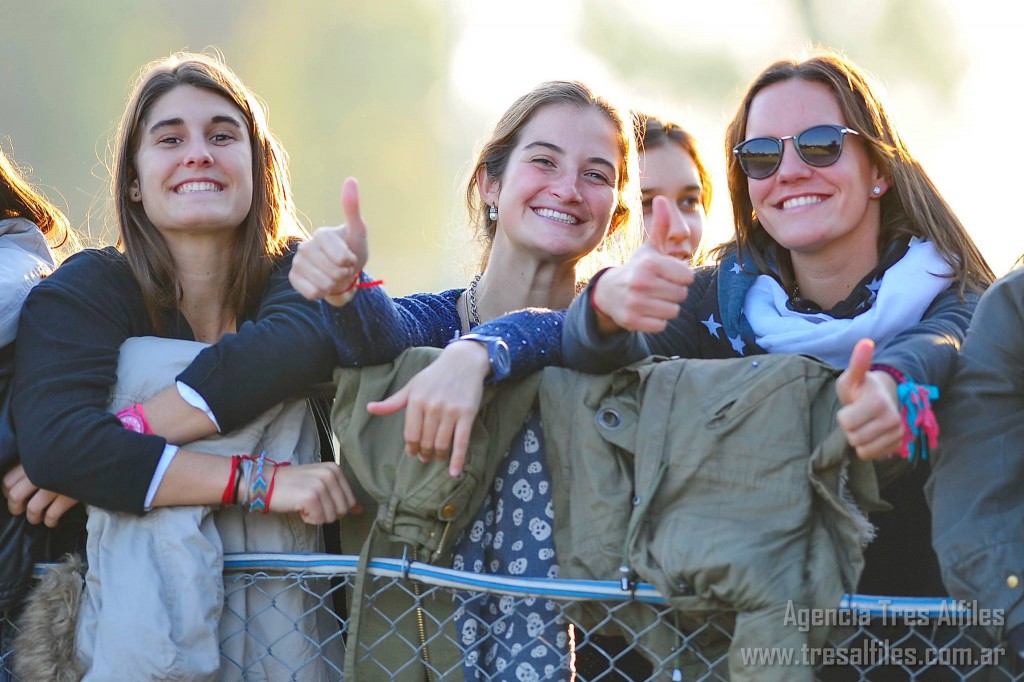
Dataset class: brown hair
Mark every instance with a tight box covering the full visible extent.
[634,112,712,214]
[0,146,75,254]
[719,49,993,294]
[465,80,641,280]
[112,51,302,331]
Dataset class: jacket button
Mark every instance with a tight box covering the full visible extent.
[441,504,458,519]
[1008,575,1020,589]
[632,495,641,506]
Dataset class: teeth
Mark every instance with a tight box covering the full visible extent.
[176,182,221,194]
[535,208,578,225]
[782,195,822,210]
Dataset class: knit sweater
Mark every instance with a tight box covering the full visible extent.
[12,244,337,513]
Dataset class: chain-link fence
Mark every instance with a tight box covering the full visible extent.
[0,553,1019,681]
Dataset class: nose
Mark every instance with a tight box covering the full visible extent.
[550,171,582,203]
[183,139,214,167]
[773,138,812,182]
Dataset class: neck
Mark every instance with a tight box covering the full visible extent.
[164,234,236,342]
[791,243,879,310]
[472,246,579,324]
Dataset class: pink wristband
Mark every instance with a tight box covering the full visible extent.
[116,403,154,435]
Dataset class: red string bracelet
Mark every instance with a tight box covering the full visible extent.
[341,272,384,294]
[263,461,291,515]
[221,455,241,506]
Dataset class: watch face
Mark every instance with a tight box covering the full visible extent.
[491,339,512,379]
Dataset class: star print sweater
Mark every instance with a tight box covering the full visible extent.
[563,249,977,391]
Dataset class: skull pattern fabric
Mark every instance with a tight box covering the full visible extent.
[452,409,568,680]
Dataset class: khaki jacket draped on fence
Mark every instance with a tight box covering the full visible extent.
[333,349,891,682]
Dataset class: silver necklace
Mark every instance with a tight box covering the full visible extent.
[466,273,483,327]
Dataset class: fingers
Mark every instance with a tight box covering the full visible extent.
[290,227,360,303]
[836,368,903,460]
[646,196,673,253]
[3,464,37,516]
[276,463,364,525]
[367,385,410,416]
[340,177,369,272]
[25,489,76,526]
[594,253,693,333]
[647,196,692,261]
[836,338,875,406]
[450,418,473,477]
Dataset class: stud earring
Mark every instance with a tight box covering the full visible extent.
[872,186,882,196]
[488,205,498,221]
[131,190,141,200]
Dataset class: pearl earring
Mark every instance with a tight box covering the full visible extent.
[872,186,882,196]
[488,205,498,221]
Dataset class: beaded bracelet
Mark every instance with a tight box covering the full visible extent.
[870,363,939,461]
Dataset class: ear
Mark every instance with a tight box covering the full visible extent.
[476,166,500,210]
[129,178,142,203]
[870,169,890,199]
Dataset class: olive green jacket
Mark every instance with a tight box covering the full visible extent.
[334,349,888,681]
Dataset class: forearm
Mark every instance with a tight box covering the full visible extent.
[873,286,978,387]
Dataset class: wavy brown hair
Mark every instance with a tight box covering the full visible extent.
[719,50,993,294]
[1,146,75,255]
[113,51,302,331]
[465,80,641,280]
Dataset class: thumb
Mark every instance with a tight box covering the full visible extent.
[340,177,368,268]
[367,384,409,416]
[837,338,875,405]
[645,195,672,255]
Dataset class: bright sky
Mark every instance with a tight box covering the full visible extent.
[447,0,1024,276]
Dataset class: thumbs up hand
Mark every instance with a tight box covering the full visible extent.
[290,177,371,307]
[836,339,904,460]
[591,196,695,335]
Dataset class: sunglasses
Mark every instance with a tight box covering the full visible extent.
[732,125,861,180]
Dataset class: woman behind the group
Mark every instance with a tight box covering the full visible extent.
[0,145,81,680]
[290,80,641,680]
[563,50,993,605]
[7,52,355,680]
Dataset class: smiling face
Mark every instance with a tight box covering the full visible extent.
[745,78,887,268]
[640,143,705,257]
[131,85,254,239]
[480,103,620,264]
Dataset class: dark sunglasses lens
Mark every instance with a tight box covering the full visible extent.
[737,138,781,179]
[797,126,844,167]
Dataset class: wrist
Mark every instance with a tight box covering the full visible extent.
[117,403,154,435]
[450,339,491,375]
[455,333,511,381]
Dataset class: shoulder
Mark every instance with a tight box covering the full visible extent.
[32,247,133,297]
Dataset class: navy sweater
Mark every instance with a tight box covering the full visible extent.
[12,245,337,513]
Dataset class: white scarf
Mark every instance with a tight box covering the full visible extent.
[743,238,953,368]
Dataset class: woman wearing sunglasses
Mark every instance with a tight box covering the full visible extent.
[562,50,994,601]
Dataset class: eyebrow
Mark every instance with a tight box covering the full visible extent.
[641,183,702,197]
[523,141,617,174]
[147,114,244,135]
